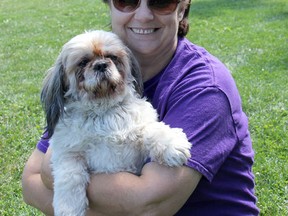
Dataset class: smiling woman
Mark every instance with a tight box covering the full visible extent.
[21,0,260,215]
[109,0,191,81]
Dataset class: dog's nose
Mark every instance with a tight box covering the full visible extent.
[93,62,108,72]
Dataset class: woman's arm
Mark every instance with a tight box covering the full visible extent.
[21,149,54,216]
[23,148,201,216]
[87,162,202,216]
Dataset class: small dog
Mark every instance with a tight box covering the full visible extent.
[41,30,191,216]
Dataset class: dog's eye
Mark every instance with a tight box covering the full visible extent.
[78,58,89,68]
[106,55,119,63]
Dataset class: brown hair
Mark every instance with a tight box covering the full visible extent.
[102,0,191,37]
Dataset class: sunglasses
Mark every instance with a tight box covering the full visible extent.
[112,0,181,15]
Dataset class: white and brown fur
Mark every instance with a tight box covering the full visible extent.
[41,30,191,216]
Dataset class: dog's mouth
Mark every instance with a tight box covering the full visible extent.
[92,79,120,97]
[79,69,125,99]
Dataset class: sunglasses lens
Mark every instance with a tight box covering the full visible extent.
[149,0,179,14]
[113,0,139,12]
[113,0,179,14]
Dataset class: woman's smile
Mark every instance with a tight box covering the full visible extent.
[129,28,158,35]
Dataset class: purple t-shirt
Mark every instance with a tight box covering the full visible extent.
[37,37,259,215]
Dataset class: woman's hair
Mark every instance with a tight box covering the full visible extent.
[102,0,191,37]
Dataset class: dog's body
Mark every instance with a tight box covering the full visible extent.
[41,30,191,216]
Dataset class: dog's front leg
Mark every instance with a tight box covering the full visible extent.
[52,152,89,216]
[143,122,192,167]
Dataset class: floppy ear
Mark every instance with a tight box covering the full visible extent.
[41,58,67,138]
[127,48,143,97]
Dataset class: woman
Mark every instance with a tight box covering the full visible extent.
[22,0,260,215]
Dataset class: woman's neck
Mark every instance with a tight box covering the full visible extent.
[133,39,178,82]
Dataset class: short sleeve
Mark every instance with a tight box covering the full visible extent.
[161,87,238,182]
[36,131,50,153]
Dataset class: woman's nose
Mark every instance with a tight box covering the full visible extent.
[134,0,155,22]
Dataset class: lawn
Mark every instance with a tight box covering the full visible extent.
[0,0,287,215]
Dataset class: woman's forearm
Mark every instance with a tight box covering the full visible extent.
[86,163,201,216]
[22,149,54,215]
[22,173,54,215]
[23,149,201,216]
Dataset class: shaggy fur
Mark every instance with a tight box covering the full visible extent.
[41,30,191,216]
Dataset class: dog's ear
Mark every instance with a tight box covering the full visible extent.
[41,58,67,138]
[127,48,143,97]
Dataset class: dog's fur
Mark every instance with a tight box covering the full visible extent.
[41,30,191,216]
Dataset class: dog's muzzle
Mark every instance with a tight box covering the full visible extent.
[93,60,110,73]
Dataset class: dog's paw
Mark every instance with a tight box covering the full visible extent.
[162,128,192,166]
[150,127,192,167]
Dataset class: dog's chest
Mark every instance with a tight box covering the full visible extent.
[85,141,146,174]
[54,107,148,174]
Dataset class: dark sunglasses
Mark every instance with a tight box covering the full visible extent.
[112,0,181,15]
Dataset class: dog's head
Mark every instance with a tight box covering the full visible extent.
[41,30,143,137]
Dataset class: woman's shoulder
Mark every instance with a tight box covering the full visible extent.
[162,37,236,93]
[155,38,243,118]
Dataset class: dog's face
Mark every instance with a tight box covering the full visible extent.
[41,30,142,137]
[62,31,135,100]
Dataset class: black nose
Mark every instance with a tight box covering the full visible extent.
[93,62,108,72]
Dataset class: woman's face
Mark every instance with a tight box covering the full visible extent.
[109,0,186,56]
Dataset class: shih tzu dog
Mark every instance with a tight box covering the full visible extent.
[41,30,191,216]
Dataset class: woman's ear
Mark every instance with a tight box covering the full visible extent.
[178,0,190,20]
[178,6,186,22]
[178,9,185,21]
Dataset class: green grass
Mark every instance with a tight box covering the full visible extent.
[0,0,287,215]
